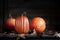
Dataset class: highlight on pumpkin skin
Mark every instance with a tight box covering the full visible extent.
[30,17,46,33]
[35,17,46,33]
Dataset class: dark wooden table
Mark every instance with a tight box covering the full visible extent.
[0,33,60,40]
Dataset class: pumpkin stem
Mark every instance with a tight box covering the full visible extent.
[21,11,26,16]
[24,11,26,15]
[21,14,23,16]
[23,11,26,16]
[9,13,12,18]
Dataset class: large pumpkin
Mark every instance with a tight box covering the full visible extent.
[15,15,29,34]
[30,17,46,33]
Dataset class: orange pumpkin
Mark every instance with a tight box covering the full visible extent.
[30,17,46,33]
[5,17,15,30]
[15,15,29,34]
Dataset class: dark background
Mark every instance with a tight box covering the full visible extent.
[0,0,60,32]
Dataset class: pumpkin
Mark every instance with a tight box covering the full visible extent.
[5,17,15,30]
[5,14,15,31]
[15,15,29,34]
[30,17,46,33]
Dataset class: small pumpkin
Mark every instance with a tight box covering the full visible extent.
[30,17,46,33]
[15,15,29,34]
[5,14,15,30]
